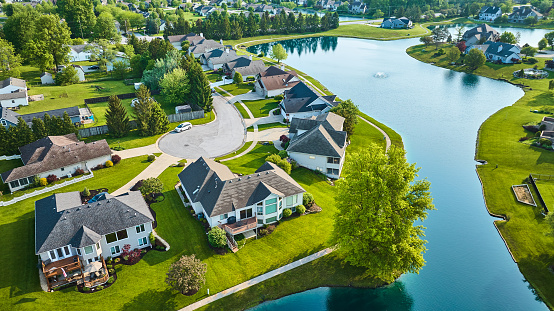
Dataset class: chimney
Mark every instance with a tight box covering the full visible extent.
[280,64,285,71]
[220,39,223,45]
[200,32,204,37]
[249,55,252,61]
[226,48,229,54]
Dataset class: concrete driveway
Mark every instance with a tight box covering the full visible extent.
[157,94,245,158]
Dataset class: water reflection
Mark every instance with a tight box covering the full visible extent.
[462,74,479,87]
[247,37,338,57]
[326,282,414,311]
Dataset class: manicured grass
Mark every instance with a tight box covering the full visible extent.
[219,83,254,96]
[348,117,387,154]
[206,72,222,82]
[247,122,288,132]
[410,44,554,308]
[216,141,254,161]
[223,143,279,175]
[242,98,279,118]
[234,102,250,119]
[534,179,554,210]
[0,159,23,194]
[358,112,404,149]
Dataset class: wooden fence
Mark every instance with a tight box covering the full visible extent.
[528,174,550,213]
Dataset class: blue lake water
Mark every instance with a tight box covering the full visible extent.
[435,24,553,47]
[247,36,549,310]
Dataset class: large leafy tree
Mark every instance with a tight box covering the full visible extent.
[56,0,96,38]
[464,48,486,70]
[3,10,39,54]
[166,255,207,295]
[160,68,189,105]
[105,95,130,138]
[85,39,116,73]
[270,43,287,64]
[142,49,181,90]
[331,145,434,282]
[499,32,517,44]
[93,12,121,43]
[139,177,163,200]
[25,14,72,72]
[0,38,22,78]
[187,61,213,112]
[55,65,79,85]
[545,32,554,50]
[330,99,359,137]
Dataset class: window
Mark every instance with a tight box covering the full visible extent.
[110,245,120,255]
[286,196,293,206]
[257,219,264,225]
[10,180,19,188]
[0,120,6,126]
[266,216,277,223]
[107,229,128,243]
[64,246,70,256]
[257,206,263,215]
[265,203,277,214]
[84,245,94,255]
[309,156,315,159]
[94,256,99,262]
[219,214,228,220]
[20,178,28,186]
[49,250,56,260]
[138,237,147,246]
[136,224,145,233]
[327,157,340,164]
[56,248,64,258]
[327,168,339,175]
[76,248,81,256]
[96,242,100,250]
[279,200,282,209]
[106,233,117,243]
[116,229,128,240]
[61,167,64,172]
[240,209,252,219]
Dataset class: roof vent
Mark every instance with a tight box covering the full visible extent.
[87,205,91,208]
[97,202,101,206]
[134,212,137,216]
[127,209,130,212]
[266,172,269,174]
[76,207,80,211]
[107,199,110,203]
[238,178,241,181]
[257,173,260,176]
[247,176,251,179]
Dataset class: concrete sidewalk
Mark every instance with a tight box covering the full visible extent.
[180,248,334,311]
[113,144,160,159]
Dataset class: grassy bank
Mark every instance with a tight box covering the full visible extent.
[407,44,554,309]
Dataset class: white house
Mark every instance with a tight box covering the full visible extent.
[35,190,154,291]
[508,6,543,23]
[40,72,55,85]
[68,44,93,62]
[381,17,413,29]
[178,158,305,251]
[287,112,347,178]
[0,134,112,192]
[167,33,204,51]
[255,65,300,97]
[69,65,86,82]
[483,41,521,63]
[0,77,28,108]
[479,6,502,21]
[200,48,238,70]
[348,2,366,14]
[279,82,339,121]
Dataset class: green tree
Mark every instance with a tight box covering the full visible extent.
[61,112,77,134]
[148,100,170,136]
[3,10,39,53]
[25,14,72,72]
[112,60,129,80]
[165,255,207,295]
[233,71,243,84]
[160,68,189,105]
[373,9,384,18]
[139,177,164,199]
[525,16,538,26]
[86,39,116,73]
[270,44,288,64]
[93,12,121,43]
[521,46,538,58]
[31,117,48,140]
[207,227,227,248]
[330,99,359,137]
[464,48,486,70]
[55,66,79,85]
[56,0,97,38]
[331,145,434,281]
[0,38,21,78]
[142,49,181,90]
[266,154,292,174]
[499,32,517,44]
[445,47,460,63]
[187,61,213,112]
[14,117,34,147]
[0,125,16,156]
[419,36,434,47]
[539,38,548,51]
[134,85,169,136]
[105,95,130,138]
[545,32,554,50]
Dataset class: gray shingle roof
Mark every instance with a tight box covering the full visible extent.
[35,191,154,254]
[168,33,204,43]
[462,24,500,41]
[0,77,27,89]
[480,6,501,14]
[287,124,347,158]
[0,107,20,125]
[178,158,305,217]
[189,39,224,54]
[484,41,520,57]
[289,112,344,134]
[223,57,267,77]
[280,82,338,114]
[201,48,238,65]
[0,89,27,100]
[1,134,112,183]
[20,106,80,125]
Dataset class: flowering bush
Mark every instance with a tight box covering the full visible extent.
[46,174,58,184]
[105,160,113,167]
[111,154,121,165]
[73,168,85,176]
[121,244,141,264]
[39,178,48,186]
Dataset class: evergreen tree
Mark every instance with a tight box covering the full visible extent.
[105,95,130,138]
[147,101,170,136]
[43,113,54,136]
[134,85,153,136]
[0,125,15,155]
[62,112,77,135]
[187,61,213,112]
[14,117,34,147]
[31,117,48,139]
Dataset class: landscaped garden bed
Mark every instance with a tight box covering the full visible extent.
[512,184,537,206]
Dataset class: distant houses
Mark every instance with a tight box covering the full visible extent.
[478,6,502,21]
[462,24,500,47]
[0,77,28,108]
[482,41,522,64]
[0,106,91,129]
[381,17,413,29]
[69,44,93,62]
[348,2,367,14]
[279,82,339,121]
[40,72,55,85]
[167,33,204,51]
[509,6,543,23]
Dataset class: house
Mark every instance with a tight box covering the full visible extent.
[279,82,339,121]
[274,7,293,15]
[0,77,28,108]
[381,17,413,29]
[178,157,305,249]
[1,106,89,128]
[287,112,347,178]
[0,134,112,192]
[0,107,19,128]
[40,72,55,85]
[254,4,274,13]
[462,24,500,47]
[222,56,266,81]
[106,52,130,72]
[195,5,216,16]
[509,6,543,23]
[168,33,205,50]
[478,6,502,21]
[35,190,154,291]
[69,44,93,62]
[483,41,521,63]
[348,2,366,14]
[465,43,490,55]
[200,48,238,70]
[255,65,300,97]
[189,38,224,58]
[316,0,338,10]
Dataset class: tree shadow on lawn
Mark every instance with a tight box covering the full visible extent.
[534,145,554,165]
[528,92,554,107]
[121,288,178,311]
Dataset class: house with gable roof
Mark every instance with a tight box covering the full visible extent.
[483,41,521,63]
[222,56,267,81]
[478,6,502,21]
[255,65,300,97]
[200,48,238,70]
[0,77,28,108]
[178,157,305,250]
[0,106,88,129]
[168,32,205,50]
[509,6,543,23]
[35,190,154,291]
[188,38,224,58]
[381,17,413,29]
[287,112,347,178]
[279,81,339,121]
[68,44,94,62]
[462,24,500,47]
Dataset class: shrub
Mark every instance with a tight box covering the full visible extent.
[208,226,227,248]
[107,277,114,284]
[83,287,90,292]
[96,285,104,290]
[149,232,156,245]
[528,58,538,64]
[233,71,243,84]
[274,95,284,101]
[519,137,530,142]
[165,254,207,295]
[539,138,553,146]
[82,187,90,197]
[303,192,314,207]
[278,150,288,159]
[177,162,186,167]
[279,135,290,143]
[121,244,141,264]
[147,154,156,162]
[283,208,292,217]
[539,124,546,131]
[106,257,112,264]
[266,154,291,174]
[109,268,115,274]
[73,168,85,176]
[123,255,129,261]
[115,258,121,263]
[111,154,121,165]
[258,52,265,57]
[39,178,48,186]
[296,204,306,215]
[535,131,542,137]
[105,160,113,167]
[46,174,58,184]
[259,228,268,235]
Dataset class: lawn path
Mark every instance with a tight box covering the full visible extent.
[180,248,334,311]
[358,115,391,151]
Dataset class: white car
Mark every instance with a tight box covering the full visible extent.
[174,122,192,132]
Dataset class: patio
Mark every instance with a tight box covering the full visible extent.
[41,256,83,291]
[222,217,257,235]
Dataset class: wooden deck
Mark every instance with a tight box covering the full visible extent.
[222,217,257,235]
[42,256,84,291]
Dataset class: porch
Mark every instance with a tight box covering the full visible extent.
[222,217,257,235]
[42,256,83,291]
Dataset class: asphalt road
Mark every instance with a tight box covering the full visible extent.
[158,93,245,159]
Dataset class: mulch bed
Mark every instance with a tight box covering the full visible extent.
[80,188,109,204]
[305,203,322,214]
[117,247,152,266]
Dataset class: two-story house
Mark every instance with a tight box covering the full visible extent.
[188,38,224,58]
[279,81,339,121]
[478,6,502,21]
[0,77,28,108]
[200,48,239,70]
[222,56,266,81]
[462,24,500,47]
[381,17,413,29]
[35,191,154,291]
[255,65,300,97]
[508,6,543,23]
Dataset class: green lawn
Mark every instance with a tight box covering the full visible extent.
[247,122,288,132]
[534,179,554,210]
[409,44,554,309]
[218,83,253,96]
[216,141,254,161]
[206,72,222,82]
[348,117,387,154]
[223,143,279,175]
[242,98,279,118]
[0,159,23,194]
[234,102,250,119]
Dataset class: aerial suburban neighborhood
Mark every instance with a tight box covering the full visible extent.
[2,0,554,310]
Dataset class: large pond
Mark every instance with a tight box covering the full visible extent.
[247,36,549,310]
